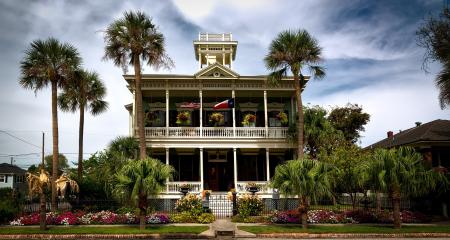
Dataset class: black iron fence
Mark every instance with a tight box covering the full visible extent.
[21,194,416,218]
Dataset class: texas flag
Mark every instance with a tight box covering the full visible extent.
[213,98,235,110]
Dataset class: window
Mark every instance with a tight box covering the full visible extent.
[0,175,5,183]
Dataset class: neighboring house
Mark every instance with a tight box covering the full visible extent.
[366,119,450,170]
[0,163,27,192]
[124,33,305,197]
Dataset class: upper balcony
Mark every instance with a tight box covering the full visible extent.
[198,33,232,41]
[144,127,288,139]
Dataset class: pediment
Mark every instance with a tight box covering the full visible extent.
[194,63,239,79]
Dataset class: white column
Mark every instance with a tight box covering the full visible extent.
[198,52,202,69]
[266,148,270,181]
[233,148,238,190]
[200,148,204,191]
[229,53,233,69]
[166,89,169,137]
[264,90,268,137]
[166,148,169,192]
[232,89,236,137]
[200,90,203,137]
[222,53,225,65]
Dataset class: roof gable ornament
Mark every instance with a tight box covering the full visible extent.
[194,62,239,79]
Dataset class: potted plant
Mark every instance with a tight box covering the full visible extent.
[242,113,256,127]
[245,182,259,194]
[209,112,225,127]
[176,111,191,126]
[179,183,191,196]
[276,112,288,126]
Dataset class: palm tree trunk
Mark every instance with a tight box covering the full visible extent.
[293,73,304,159]
[78,101,84,180]
[51,81,59,212]
[39,188,46,231]
[299,196,308,229]
[139,194,147,231]
[133,55,147,160]
[392,187,401,229]
[376,191,382,212]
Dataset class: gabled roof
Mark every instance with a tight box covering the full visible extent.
[366,119,450,149]
[194,63,239,79]
[0,163,26,174]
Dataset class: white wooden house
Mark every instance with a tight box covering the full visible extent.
[124,33,306,197]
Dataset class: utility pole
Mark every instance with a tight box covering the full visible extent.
[10,156,13,165]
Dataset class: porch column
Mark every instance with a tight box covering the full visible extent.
[266,148,270,181]
[166,148,169,192]
[200,90,203,137]
[264,90,268,137]
[200,148,204,191]
[233,148,237,190]
[222,53,225,65]
[198,52,202,69]
[166,89,169,137]
[232,89,236,137]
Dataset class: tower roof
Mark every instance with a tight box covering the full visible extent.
[193,33,238,61]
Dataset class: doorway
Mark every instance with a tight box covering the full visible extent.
[205,149,233,192]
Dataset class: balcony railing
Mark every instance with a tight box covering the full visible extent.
[144,127,288,139]
[199,33,232,41]
[166,181,202,193]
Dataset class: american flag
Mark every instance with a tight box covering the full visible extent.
[180,102,201,109]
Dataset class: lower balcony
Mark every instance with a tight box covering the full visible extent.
[165,181,271,194]
[144,127,288,139]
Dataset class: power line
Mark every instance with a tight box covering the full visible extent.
[0,130,41,150]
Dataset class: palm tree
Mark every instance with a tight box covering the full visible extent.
[108,136,140,159]
[58,70,108,179]
[113,158,174,230]
[20,38,81,211]
[271,158,333,228]
[103,11,173,160]
[26,168,50,230]
[265,30,325,158]
[368,147,447,228]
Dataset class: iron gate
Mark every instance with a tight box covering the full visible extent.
[208,194,233,219]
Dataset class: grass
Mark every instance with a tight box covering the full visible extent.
[239,225,450,234]
[0,226,208,235]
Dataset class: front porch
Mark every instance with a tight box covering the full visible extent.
[150,148,293,196]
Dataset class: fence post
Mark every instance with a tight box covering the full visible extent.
[232,192,237,216]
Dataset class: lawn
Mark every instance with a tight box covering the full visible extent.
[239,225,450,234]
[0,226,208,235]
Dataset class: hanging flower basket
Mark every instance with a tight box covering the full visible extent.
[245,182,260,194]
[242,113,256,127]
[209,112,225,127]
[176,111,191,126]
[276,112,288,126]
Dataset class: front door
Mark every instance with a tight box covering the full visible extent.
[207,162,231,191]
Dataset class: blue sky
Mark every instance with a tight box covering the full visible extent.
[0,0,448,168]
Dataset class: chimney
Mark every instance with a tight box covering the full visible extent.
[387,131,394,139]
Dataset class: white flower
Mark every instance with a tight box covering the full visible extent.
[10,219,23,226]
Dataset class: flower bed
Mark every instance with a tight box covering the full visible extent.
[10,211,170,226]
[267,209,430,224]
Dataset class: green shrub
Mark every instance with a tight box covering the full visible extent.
[196,213,215,223]
[170,212,196,223]
[175,194,203,216]
[0,188,20,224]
[231,214,265,223]
[116,206,137,214]
[237,194,264,217]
